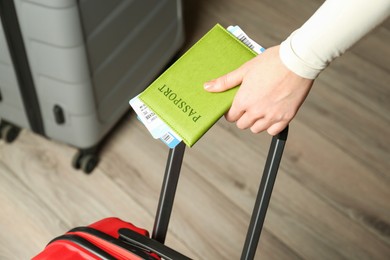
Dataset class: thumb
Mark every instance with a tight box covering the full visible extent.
[204,66,245,92]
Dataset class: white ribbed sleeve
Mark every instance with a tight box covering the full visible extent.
[279,0,390,79]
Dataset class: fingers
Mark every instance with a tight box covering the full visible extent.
[226,113,288,136]
[266,122,288,136]
[250,120,288,136]
[204,45,313,136]
[204,65,246,92]
[230,109,290,135]
[234,111,260,129]
[225,109,245,123]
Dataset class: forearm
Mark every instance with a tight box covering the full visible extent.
[279,0,390,79]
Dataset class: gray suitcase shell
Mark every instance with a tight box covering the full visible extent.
[0,16,29,128]
[0,0,184,171]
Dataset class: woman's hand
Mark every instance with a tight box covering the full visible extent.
[204,45,314,135]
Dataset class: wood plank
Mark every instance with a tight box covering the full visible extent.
[99,115,301,259]
[320,54,390,122]
[350,27,390,71]
[0,128,192,258]
[299,79,390,177]
[185,119,390,259]
[0,161,67,259]
[0,0,388,259]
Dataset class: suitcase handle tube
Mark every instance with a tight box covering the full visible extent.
[241,126,288,260]
[152,141,186,243]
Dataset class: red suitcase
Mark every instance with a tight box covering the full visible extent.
[33,127,288,260]
[33,218,164,260]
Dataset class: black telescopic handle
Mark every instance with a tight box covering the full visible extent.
[151,125,288,259]
[152,141,186,244]
[241,126,289,260]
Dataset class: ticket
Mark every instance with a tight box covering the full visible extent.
[130,25,263,148]
[130,95,182,147]
[227,25,265,54]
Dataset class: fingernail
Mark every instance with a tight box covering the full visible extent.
[204,81,214,90]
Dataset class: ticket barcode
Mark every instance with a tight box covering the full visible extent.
[238,34,255,50]
[227,25,265,54]
[162,132,174,144]
[160,131,181,148]
[145,112,155,121]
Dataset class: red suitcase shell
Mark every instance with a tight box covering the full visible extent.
[33,218,159,260]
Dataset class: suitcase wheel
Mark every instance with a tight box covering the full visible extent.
[72,150,99,174]
[0,122,21,143]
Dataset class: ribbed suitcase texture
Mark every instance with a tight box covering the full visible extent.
[0,0,184,172]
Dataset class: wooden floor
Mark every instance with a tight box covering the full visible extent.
[1,0,389,259]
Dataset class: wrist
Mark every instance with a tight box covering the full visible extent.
[279,33,323,80]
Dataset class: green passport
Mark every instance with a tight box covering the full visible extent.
[139,24,257,147]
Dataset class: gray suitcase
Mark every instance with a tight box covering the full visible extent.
[0,0,184,173]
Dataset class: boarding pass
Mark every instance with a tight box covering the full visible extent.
[129,95,182,148]
[130,25,264,148]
